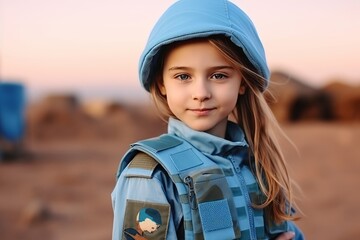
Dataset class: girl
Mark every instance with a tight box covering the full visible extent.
[112,0,304,239]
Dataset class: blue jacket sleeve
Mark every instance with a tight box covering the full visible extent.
[288,221,305,240]
[111,166,182,240]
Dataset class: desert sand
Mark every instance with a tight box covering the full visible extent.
[0,101,359,240]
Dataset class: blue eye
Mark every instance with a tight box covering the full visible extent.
[211,73,226,79]
[176,74,190,81]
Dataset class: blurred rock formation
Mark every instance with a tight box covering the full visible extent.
[26,94,166,141]
[267,71,359,122]
[321,81,360,121]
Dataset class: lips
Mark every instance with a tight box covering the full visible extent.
[188,107,216,116]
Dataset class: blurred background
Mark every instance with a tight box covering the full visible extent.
[0,0,359,239]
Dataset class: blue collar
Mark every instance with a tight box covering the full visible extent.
[167,117,248,156]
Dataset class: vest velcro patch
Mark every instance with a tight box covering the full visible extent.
[125,152,158,179]
[170,148,203,171]
[198,199,236,239]
[134,134,183,152]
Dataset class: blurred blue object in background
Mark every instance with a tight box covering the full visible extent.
[0,82,26,160]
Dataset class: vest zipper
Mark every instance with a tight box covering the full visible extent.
[238,172,257,240]
[184,176,198,210]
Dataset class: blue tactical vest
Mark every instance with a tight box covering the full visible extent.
[116,134,288,240]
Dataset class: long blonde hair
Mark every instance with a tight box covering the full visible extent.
[149,35,299,223]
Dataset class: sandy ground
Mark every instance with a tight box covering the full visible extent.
[0,122,359,240]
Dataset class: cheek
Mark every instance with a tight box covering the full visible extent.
[164,86,184,102]
[226,93,239,108]
[164,88,187,116]
[219,87,241,110]
[165,92,180,110]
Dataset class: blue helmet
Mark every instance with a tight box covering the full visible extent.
[138,0,269,92]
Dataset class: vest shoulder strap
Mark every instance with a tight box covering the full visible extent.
[116,133,219,181]
[124,152,159,179]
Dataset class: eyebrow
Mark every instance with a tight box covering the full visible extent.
[167,65,234,71]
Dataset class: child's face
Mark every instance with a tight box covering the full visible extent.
[139,218,160,233]
[160,40,244,138]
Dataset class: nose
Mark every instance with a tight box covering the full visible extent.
[192,78,211,102]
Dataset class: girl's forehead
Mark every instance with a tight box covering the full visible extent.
[163,39,236,67]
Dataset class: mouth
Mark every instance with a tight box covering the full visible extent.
[188,108,216,116]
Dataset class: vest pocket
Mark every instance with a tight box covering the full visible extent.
[184,168,241,240]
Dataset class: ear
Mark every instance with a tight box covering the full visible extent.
[238,84,246,95]
[159,82,166,95]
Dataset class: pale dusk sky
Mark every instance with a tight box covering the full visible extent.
[1,0,359,101]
